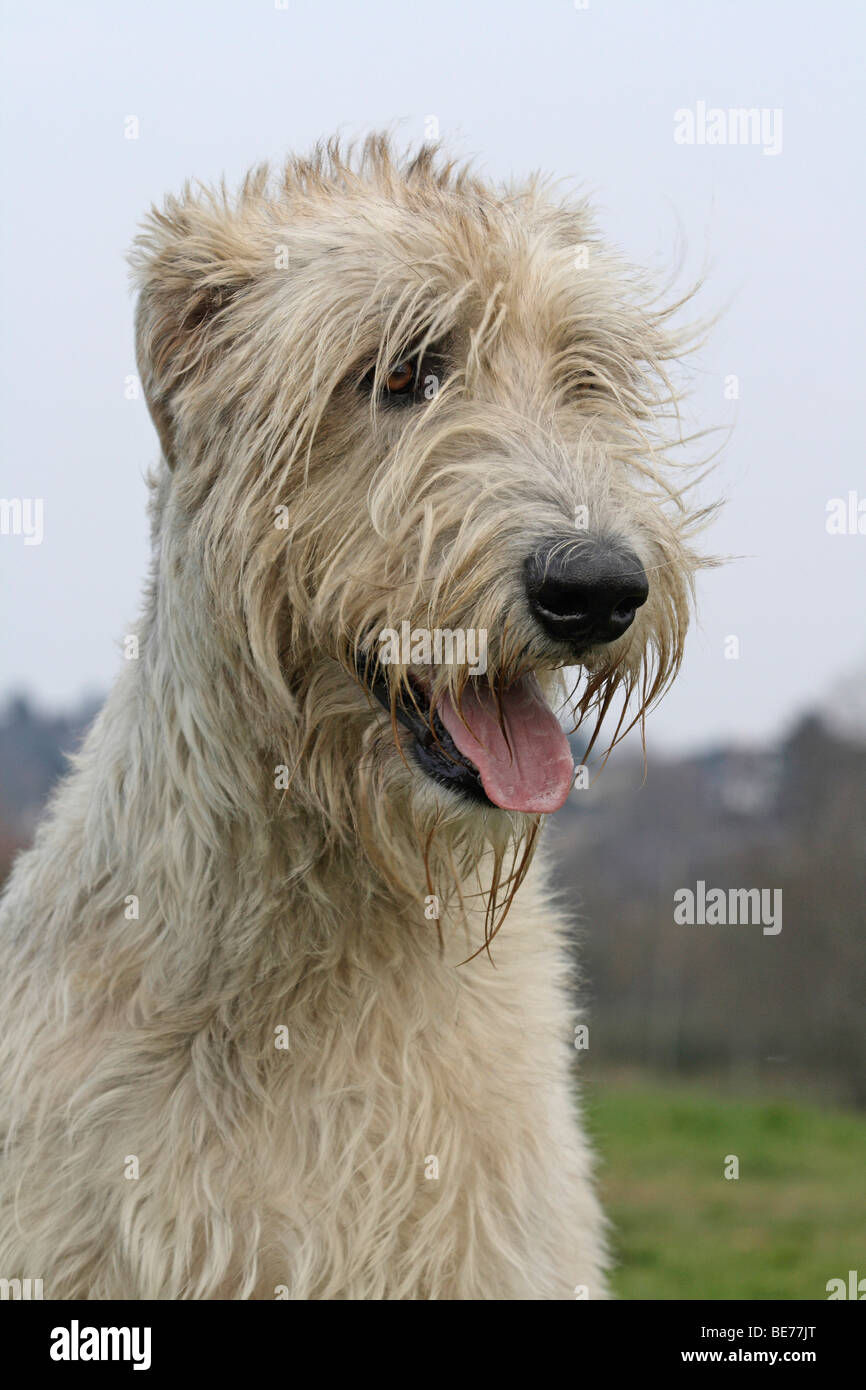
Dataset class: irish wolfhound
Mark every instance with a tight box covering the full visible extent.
[0,137,704,1299]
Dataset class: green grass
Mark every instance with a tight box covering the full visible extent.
[582,1077,866,1300]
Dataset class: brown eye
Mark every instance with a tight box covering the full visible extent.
[384,360,415,393]
[358,347,446,405]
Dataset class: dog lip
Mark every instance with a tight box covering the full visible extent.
[410,712,493,805]
[353,657,495,806]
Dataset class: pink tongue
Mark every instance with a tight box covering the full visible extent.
[436,673,575,813]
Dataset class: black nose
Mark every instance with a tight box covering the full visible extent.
[524,538,649,647]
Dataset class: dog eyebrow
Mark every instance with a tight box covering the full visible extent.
[355,328,451,388]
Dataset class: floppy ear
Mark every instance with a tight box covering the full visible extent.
[130,190,257,468]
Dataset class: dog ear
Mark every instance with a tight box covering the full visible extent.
[130,191,256,469]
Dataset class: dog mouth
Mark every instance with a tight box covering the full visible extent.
[357,659,575,814]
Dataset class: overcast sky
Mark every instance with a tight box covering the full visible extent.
[1,0,864,752]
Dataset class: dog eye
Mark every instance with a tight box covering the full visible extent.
[360,350,444,406]
[384,359,416,393]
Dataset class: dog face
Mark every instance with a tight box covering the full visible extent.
[132,137,705,852]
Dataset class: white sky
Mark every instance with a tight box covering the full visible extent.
[1,0,864,752]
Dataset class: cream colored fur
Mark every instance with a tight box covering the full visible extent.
[0,137,705,1299]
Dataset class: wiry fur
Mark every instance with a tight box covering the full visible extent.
[0,137,707,1299]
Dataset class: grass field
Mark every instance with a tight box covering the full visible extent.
[582,1078,866,1300]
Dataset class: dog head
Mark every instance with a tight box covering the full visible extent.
[131,136,709,898]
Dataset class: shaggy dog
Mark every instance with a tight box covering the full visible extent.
[0,137,704,1299]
